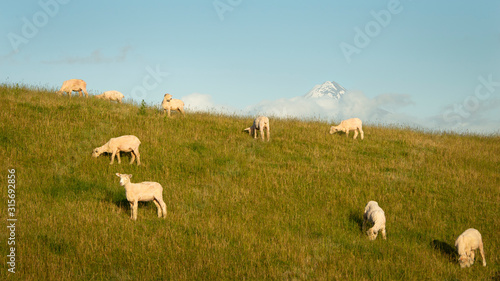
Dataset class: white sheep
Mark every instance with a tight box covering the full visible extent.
[115,173,167,221]
[161,93,185,117]
[244,116,270,141]
[95,90,124,103]
[57,79,89,98]
[329,118,364,140]
[362,201,387,240]
[455,228,486,268]
[92,135,141,165]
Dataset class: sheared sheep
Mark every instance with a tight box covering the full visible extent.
[244,116,270,141]
[57,79,89,98]
[95,90,124,103]
[455,228,486,268]
[362,201,386,240]
[161,93,185,117]
[115,173,167,221]
[329,118,364,140]
[92,135,141,165]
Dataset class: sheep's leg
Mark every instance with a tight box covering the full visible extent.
[153,200,162,217]
[160,200,167,218]
[129,152,136,165]
[359,128,364,140]
[168,108,171,117]
[110,150,117,165]
[134,149,141,166]
[345,129,349,138]
[116,150,122,164]
[266,126,270,141]
[381,227,387,240]
[479,242,486,266]
[132,201,138,220]
[260,128,265,141]
[129,202,134,219]
[353,129,358,139]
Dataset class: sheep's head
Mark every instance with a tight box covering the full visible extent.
[458,255,471,268]
[163,94,173,102]
[116,173,132,186]
[92,147,101,158]
[367,229,378,240]
[329,126,339,134]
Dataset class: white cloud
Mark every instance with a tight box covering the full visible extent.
[181,93,239,115]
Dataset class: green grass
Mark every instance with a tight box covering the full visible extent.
[1,84,499,280]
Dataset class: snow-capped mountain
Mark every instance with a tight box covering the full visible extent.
[304,81,347,99]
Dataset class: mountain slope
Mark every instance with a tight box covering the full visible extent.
[304,81,347,99]
[1,84,499,280]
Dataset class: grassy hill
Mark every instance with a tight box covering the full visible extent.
[1,84,499,280]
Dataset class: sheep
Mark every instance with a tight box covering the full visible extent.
[92,135,141,165]
[362,201,387,240]
[161,93,185,117]
[244,116,270,141]
[115,173,167,221]
[329,118,364,140]
[56,79,89,98]
[455,228,486,268]
[95,90,124,103]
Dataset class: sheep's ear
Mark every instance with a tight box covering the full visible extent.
[128,174,133,178]
[115,173,121,177]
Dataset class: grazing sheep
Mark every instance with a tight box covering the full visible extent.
[95,90,124,103]
[92,135,141,165]
[362,201,386,240]
[57,79,89,98]
[161,93,185,117]
[115,173,167,221]
[244,116,270,141]
[455,228,486,268]
[329,118,364,140]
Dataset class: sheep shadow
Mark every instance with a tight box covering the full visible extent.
[348,210,364,232]
[430,239,458,263]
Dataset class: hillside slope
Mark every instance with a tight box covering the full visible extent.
[1,84,499,280]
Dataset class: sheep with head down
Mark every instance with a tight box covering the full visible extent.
[329,118,364,140]
[57,79,89,98]
[362,201,386,241]
[455,228,486,268]
[95,90,124,103]
[244,116,270,141]
[92,135,141,165]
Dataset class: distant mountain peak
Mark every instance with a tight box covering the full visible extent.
[304,81,347,99]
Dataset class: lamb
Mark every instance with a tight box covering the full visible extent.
[95,90,124,103]
[244,116,270,141]
[362,201,387,240]
[115,173,167,221]
[329,118,364,140]
[56,79,89,98]
[455,228,486,268]
[92,135,141,165]
[161,93,185,117]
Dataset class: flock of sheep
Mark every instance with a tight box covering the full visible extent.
[60,79,486,269]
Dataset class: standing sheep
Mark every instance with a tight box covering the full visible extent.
[92,135,141,165]
[115,173,167,221]
[244,116,270,141]
[455,228,486,268]
[57,79,89,98]
[329,118,364,140]
[162,93,185,117]
[362,201,387,240]
[95,90,124,103]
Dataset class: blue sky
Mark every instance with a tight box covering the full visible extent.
[2,1,499,134]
